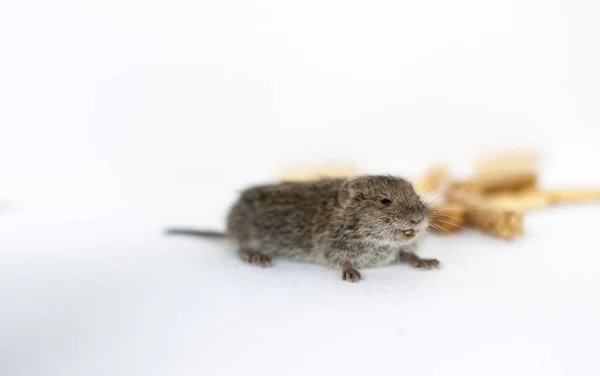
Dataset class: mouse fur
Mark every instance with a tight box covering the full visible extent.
[166,175,440,282]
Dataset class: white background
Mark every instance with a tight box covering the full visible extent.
[1,1,600,375]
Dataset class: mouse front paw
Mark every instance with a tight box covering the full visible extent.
[239,251,273,267]
[414,258,440,269]
[342,268,362,282]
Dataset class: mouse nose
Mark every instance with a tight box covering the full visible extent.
[410,215,424,225]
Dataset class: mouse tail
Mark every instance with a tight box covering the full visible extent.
[165,228,228,239]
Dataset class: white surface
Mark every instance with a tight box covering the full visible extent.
[2,0,600,375]
[2,201,600,376]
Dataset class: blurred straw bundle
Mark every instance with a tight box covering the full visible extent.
[280,151,600,240]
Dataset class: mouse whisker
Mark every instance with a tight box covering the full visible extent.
[428,223,451,235]
[429,213,469,226]
[430,218,467,230]
[430,205,478,212]
[423,196,441,208]
[428,213,468,225]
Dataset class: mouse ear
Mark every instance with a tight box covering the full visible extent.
[338,187,352,205]
[338,177,362,206]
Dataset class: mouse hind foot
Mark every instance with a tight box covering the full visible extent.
[341,268,362,282]
[238,249,273,267]
[340,260,362,282]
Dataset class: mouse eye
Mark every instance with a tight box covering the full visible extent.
[380,198,392,206]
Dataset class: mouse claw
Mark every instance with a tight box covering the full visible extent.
[342,268,362,282]
[250,254,272,267]
[240,251,273,267]
[416,258,440,269]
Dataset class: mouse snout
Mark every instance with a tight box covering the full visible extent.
[409,213,425,225]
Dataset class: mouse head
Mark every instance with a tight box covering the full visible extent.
[338,175,429,243]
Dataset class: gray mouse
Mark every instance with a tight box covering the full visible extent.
[166,175,439,282]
